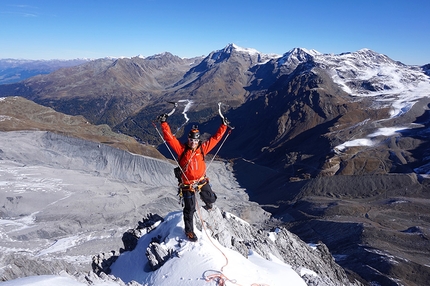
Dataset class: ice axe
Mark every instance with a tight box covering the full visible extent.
[166,101,178,117]
[218,102,235,129]
[154,101,178,123]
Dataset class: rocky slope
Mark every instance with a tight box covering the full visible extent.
[0,96,162,158]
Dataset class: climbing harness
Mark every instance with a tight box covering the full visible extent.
[177,173,209,207]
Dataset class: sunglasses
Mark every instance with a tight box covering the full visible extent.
[188,138,199,143]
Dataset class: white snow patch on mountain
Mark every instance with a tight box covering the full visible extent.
[306,49,430,153]
[334,126,411,152]
[368,127,408,137]
[1,275,92,286]
[335,138,373,151]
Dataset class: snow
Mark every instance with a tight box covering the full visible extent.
[231,43,261,55]
[335,138,373,151]
[278,48,430,123]
[109,211,306,286]
[367,127,407,137]
[1,275,86,286]
[309,50,430,153]
[3,211,308,286]
[319,50,430,119]
[334,126,410,151]
[300,267,319,277]
[175,99,194,134]
[37,235,93,256]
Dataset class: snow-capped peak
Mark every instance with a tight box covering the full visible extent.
[228,43,261,55]
[313,49,430,118]
[277,47,320,68]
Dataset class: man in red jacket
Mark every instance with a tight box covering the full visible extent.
[157,113,229,241]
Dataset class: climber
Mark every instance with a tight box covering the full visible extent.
[156,112,229,242]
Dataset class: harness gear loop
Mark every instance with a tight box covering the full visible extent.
[177,188,184,206]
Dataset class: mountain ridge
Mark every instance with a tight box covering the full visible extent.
[0,58,91,84]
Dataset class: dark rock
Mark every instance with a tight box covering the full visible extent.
[145,242,174,271]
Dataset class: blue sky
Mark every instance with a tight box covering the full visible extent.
[1,0,429,65]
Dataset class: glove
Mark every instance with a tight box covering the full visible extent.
[221,116,230,126]
[157,113,168,123]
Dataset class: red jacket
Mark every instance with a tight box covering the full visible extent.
[161,122,227,184]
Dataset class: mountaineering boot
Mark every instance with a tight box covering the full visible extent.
[203,203,213,211]
[186,231,198,242]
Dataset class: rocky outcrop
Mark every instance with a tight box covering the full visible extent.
[196,207,361,286]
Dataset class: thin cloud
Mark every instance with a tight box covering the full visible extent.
[2,4,39,17]
[8,4,38,9]
[1,11,37,17]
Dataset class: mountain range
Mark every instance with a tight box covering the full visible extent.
[0,58,90,84]
[1,43,430,285]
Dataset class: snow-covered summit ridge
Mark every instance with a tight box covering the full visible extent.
[108,211,306,286]
[105,207,359,286]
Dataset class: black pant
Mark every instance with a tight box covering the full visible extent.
[182,183,217,233]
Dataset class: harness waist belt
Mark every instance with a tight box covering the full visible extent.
[180,177,208,191]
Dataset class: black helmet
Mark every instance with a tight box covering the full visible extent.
[188,125,200,139]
